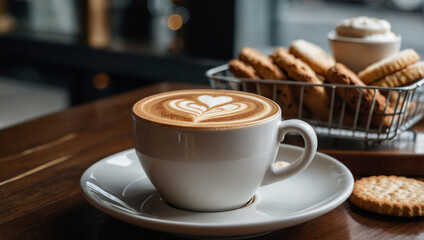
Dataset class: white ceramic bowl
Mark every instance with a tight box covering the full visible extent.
[328,31,401,73]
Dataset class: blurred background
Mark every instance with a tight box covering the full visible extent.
[0,0,423,129]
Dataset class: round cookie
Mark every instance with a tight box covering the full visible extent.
[358,49,420,84]
[238,47,287,80]
[228,59,259,79]
[350,175,424,217]
[372,61,424,88]
[326,63,393,127]
[271,47,330,120]
[289,39,335,76]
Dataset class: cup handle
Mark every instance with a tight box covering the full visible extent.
[261,119,317,186]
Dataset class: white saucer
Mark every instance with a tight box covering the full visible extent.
[80,144,354,238]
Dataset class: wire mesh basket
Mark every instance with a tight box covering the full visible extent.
[206,64,424,143]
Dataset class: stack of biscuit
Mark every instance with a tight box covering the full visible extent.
[359,49,424,120]
[228,41,423,128]
[228,48,299,119]
[228,42,424,219]
[229,40,335,120]
[359,49,423,88]
[326,63,394,127]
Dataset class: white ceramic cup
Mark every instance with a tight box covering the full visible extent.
[132,91,317,212]
[328,31,401,73]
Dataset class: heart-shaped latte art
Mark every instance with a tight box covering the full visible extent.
[198,95,232,108]
[168,95,248,123]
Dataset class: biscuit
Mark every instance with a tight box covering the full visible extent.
[228,58,270,98]
[227,58,273,99]
[271,47,330,120]
[276,84,299,119]
[384,90,419,123]
[228,59,259,79]
[329,93,358,127]
[238,47,287,80]
[289,39,335,75]
[371,61,424,88]
[379,90,402,113]
[350,175,424,217]
[241,82,272,99]
[238,47,288,100]
[326,63,394,127]
[239,79,299,119]
[230,52,297,118]
[358,49,420,84]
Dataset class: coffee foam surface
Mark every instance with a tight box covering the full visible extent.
[133,90,280,129]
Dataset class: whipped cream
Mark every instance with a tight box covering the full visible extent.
[339,16,390,33]
[362,31,397,41]
[336,16,398,41]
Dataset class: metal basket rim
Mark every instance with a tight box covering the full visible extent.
[205,64,424,91]
[206,64,424,143]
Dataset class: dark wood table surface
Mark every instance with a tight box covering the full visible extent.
[1,82,423,240]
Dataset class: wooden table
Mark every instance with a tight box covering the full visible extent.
[1,82,423,239]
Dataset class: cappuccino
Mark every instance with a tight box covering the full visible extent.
[132,89,280,129]
[132,89,317,211]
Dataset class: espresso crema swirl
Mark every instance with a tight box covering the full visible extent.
[133,90,280,129]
